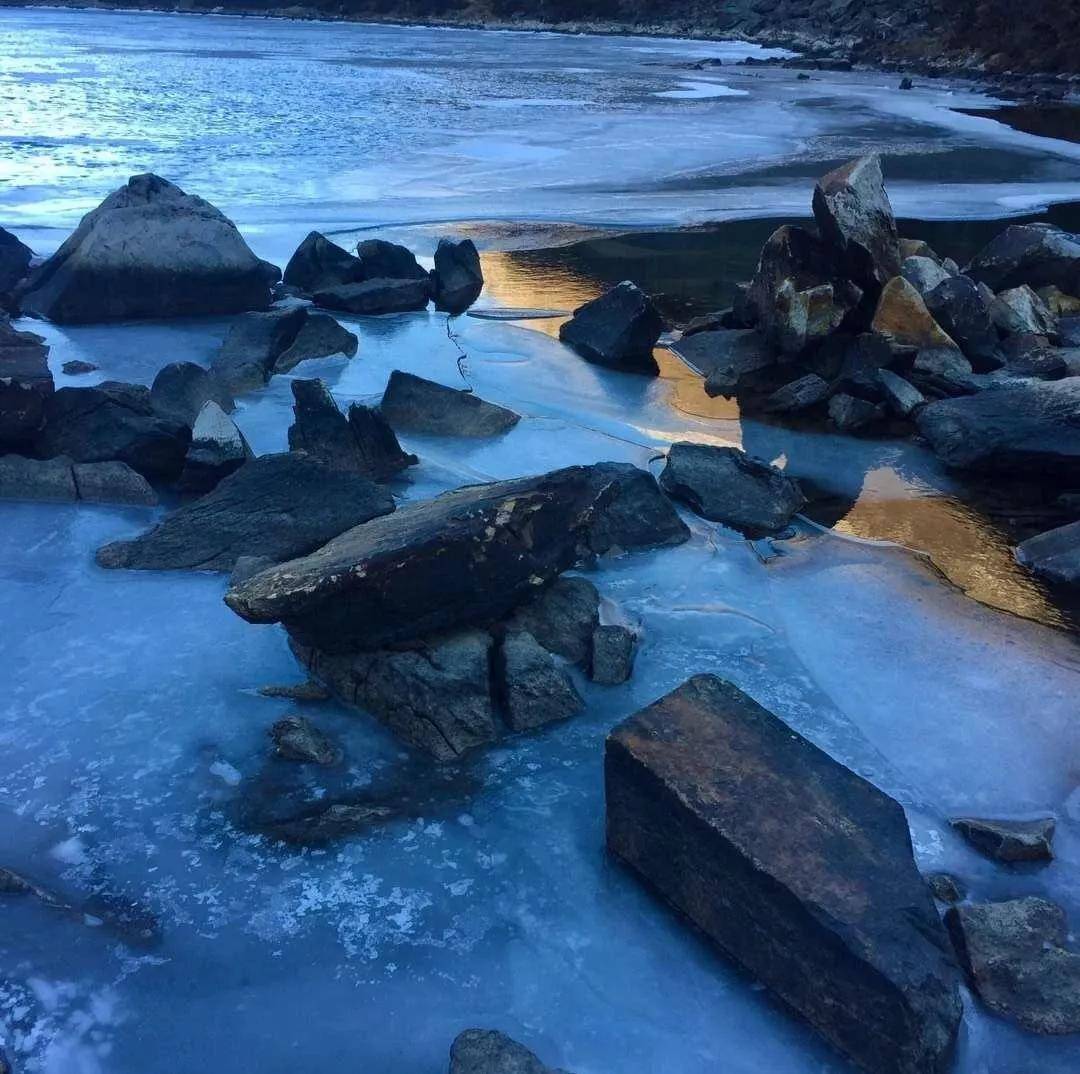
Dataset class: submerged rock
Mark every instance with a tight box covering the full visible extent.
[73,460,157,505]
[966,223,1080,295]
[916,379,1080,475]
[37,382,189,480]
[282,231,365,295]
[96,452,394,571]
[871,277,957,355]
[258,680,331,702]
[449,1029,573,1074]
[951,816,1055,862]
[149,361,235,426]
[659,443,805,535]
[288,378,416,478]
[431,237,484,313]
[312,278,431,316]
[1016,519,1080,585]
[927,873,965,905]
[17,174,278,323]
[263,802,396,844]
[558,281,663,374]
[590,624,636,685]
[380,370,520,438]
[946,897,1080,1034]
[179,400,252,494]
[225,463,688,654]
[605,675,962,1074]
[505,575,599,665]
[812,154,901,291]
[61,359,97,375]
[269,715,342,766]
[0,319,53,450]
[498,630,584,731]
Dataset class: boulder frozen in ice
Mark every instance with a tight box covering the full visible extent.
[431,237,484,313]
[558,281,663,375]
[380,369,519,438]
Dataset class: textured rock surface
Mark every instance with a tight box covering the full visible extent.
[269,715,342,766]
[991,285,1058,338]
[762,372,830,413]
[96,452,394,571]
[0,226,33,301]
[505,575,599,665]
[0,454,156,505]
[355,238,428,281]
[273,311,358,373]
[498,630,584,731]
[871,277,957,354]
[672,329,776,397]
[877,368,925,416]
[951,816,1055,862]
[282,231,365,294]
[1016,519,1080,585]
[179,400,252,494]
[210,307,308,392]
[967,224,1080,295]
[924,276,999,367]
[590,624,636,684]
[149,361,235,425]
[431,237,484,313]
[17,174,278,322]
[605,675,962,1074]
[380,370,520,438]
[449,1029,573,1074]
[558,281,663,374]
[312,277,431,315]
[901,256,951,296]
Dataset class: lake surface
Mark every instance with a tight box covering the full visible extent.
[2,9,1080,1074]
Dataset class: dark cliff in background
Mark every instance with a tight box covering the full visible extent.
[4,0,1079,74]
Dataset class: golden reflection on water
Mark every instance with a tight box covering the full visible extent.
[478,244,1068,629]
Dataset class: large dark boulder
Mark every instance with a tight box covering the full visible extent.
[916,379,1080,475]
[37,382,189,480]
[449,1029,573,1074]
[0,227,33,305]
[282,231,365,295]
[659,443,805,535]
[95,452,395,571]
[812,155,902,291]
[149,361,235,425]
[923,276,1000,369]
[946,897,1080,1035]
[312,278,431,316]
[431,238,484,313]
[179,401,253,494]
[966,223,1080,295]
[0,318,52,451]
[355,238,427,281]
[762,373,830,413]
[210,307,308,393]
[287,378,416,479]
[225,463,689,653]
[605,675,963,1074]
[17,174,279,323]
[380,370,520,438]
[558,282,663,374]
[1016,519,1080,585]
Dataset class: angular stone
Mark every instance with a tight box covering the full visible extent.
[606,675,962,1074]
[951,816,1054,862]
[911,348,979,397]
[282,231,365,295]
[269,715,342,766]
[762,373,830,413]
[590,624,635,685]
[210,307,308,393]
[225,463,688,653]
[659,443,805,535]
[946,897,1080,1035]
[506,576,599,665]
[871,277,958,355]
[966,223,1080,295]
[559,281,663,375]
[272,311,358,373]
[0,318,53,450]
[72,460,157,505]
[17,174,278,323]
[355,238,427,281]
[149,361,235,425]
[1016,519,1080,585]
[95,452,394,571]
[379,370,519,438]
[924,276,1001,369]
[828,392,884,431]
[927,873,964,905]
[293,631,497,761]
[312,278,431,316]
[431,237,484,313]
[878,368,925,417]
[498,630,584,732]
[901,256,951,296]
[287,378,416,478]
[671,329,776,396]
[179,400,252,494]
[812,155,902,290]
[449,1030,573,1074]
[991,285,1058,338]
[1037,284,1080,316]
[1000,335,1067,379]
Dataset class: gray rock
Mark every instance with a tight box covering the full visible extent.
[499,630,584,731]
[287,378,416,479]
[0,318,53,451]
[431,238,483,313]
[17,174,278,323]
[312,278,431,316]
[901,256,951,296]
[95,451,394,571]
[506,576,599,664]
[927,873,965,904]
[263,802,395,845]
[1000,334,1068,379]
[606,675,962,1074]
[230,555,276,586]
[911,348,979,397]
[72,460,157,505]
[660,442,805,535]
[258,680,331,702]
[916,379,1080,475]
[877,368,925,416]
[991,285,1058,338]
[61,359,97,376]
[149,361,235,425]
[269,715,342,766]
[1016,519,1080,585]
[946,897,1080,1034]
[670,329,775,397]
[812,154,902,290]
[828,392,884,431]
[590,624,635,684]
[294,630,498,760]
[355,238,427,281]
[762,373,830,413]
[179,400,253,494]
[210,307,308,393]
[951,816,1054,862]
[0,454,156,505]
[380,370,519,438]
[282,231,365,295]
[449,1029,573,1074]
[966,223,1080,295]
[0,226,32,302]
[225,463,688,654]
[37,382,189,480]
[558,281,663,374]
[924,276,1001,369]
[273,311,358,373]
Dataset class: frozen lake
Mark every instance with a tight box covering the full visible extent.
[2,9,1080,1074]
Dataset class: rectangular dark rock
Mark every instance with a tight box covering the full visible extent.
[605,675,961,1074]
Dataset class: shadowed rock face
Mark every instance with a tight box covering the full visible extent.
[282,231,366,295]
[871,277,957,355]
[605,675,962,1074]
[0,318,52,450]
[951,816,1055,862]
[225,462,688,653]
[432,237,484,313]
[558,281,663,374]
[966,224,1080,295]
[149,361,235,426]
[17,174,279,323]
[312,277,431,315]
[379,369,520,438]
[0,226,33,303]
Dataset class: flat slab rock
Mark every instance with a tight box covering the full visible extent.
[95,451,395,571]
[946,897,1080,1035]
[1016,518,1080,585]
[225,462,688,654]
[380,369,520,438]
[951,816,1055,862]
[449,1029,574,1074]
[0,454,157,506]
[605,675,962,1074]
[659,442,806,535]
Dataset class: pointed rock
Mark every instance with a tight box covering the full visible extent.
[506,576,599,664]
[380,370,519,438]
[431,238,483,313]
[0,226,33,304]
[559,281,663,374]
[355,238,427,281]
[871,277,958,355]
[1016,519,1080,585]
[282,231,365,295]
[450,1029,573,1074]
[180,400,253,494]
[273,311,358,373]
[991,284,1058,338]
[923,276,1000,369]
[0,318,52,451]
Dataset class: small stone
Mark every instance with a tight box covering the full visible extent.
[269,715,342,766]
[506,576,599,665]
[951,816,1055,863]
[379,370,519,438]
[559,281,663,374]
[258,680,331,702]
[590,624,636,684]
[499,630,584,732]
[61,360,97,375]
[927,873,965,904]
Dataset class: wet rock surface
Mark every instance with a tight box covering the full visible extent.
[269,715,342,766]
[1016,519,1080,585]
[951,816,1055,862]
[449,1029,573,1074]
[505,575,599,665]
[380,369,520,438]
[559,281,663,374]
[312,277,431,316]
[498,630,584,732]
[605,674,963,1074]
[589,624,636,685]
